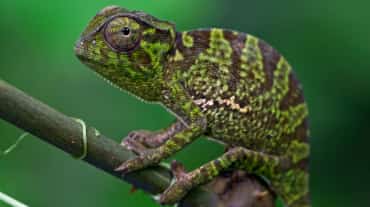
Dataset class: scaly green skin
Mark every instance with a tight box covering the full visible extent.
[75,5,310,207]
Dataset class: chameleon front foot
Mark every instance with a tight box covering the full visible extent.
[121,130,156,154]
[115,148,158,173]
[116,130,168,173]
[121,129,174,155]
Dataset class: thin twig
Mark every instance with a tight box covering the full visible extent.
[0,192,29,207]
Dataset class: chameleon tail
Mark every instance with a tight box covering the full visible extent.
[271,166,311,207]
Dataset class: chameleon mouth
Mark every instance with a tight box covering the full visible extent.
[74,39,86,58]
[75,54,106,72]
[73,42,118,88]
[74,40,102,69]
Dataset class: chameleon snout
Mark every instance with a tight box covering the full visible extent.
[74,39,85,57]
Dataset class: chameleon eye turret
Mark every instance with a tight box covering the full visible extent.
[104,17,142,52]
[76,5,311,207]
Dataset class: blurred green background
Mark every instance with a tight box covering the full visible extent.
[0,0,369,206]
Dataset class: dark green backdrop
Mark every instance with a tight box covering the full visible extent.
[1,0,369,206]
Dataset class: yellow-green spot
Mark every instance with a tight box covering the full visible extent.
[210,163,218,176]
[165,140,181,151]
[279,169,309,205]
[222,85,228,91]
[183,101,192,111]
[240,35,265,87]
[141,41,170,59]
[174,50,184,61]
[106,52,119,65]
[182,32,194,48]
[274,57,291,95]
[280,103,308,134]
[92,47,102,61]
[219,158,228,168]
[288,140,310,163]
[240,71,247,78]
[143,28,156,35]
[130,21,140,30]
[211,29,223,39]
[117,54,138,77]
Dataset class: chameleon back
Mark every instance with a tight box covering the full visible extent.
[168,29,310,207]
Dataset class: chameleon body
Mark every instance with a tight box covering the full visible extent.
[75,6,310,207]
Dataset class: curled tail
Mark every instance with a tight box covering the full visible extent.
[272,163,311,207]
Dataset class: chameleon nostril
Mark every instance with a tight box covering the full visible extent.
[74,39,84,48]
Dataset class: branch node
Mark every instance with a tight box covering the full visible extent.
[71,117,88,160]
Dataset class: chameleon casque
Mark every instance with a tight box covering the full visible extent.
[75,5,310,207]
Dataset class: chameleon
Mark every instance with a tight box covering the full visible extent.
[74,5,310,207]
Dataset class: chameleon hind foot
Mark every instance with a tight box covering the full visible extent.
[159,160,193,204]
[170,160,188,178]
[159,147,282,205]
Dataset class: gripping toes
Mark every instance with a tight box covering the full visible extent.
[159,177,192,205]
[121,130,154,154]
[115,131,157,173]
[121,129,172,155]
[115,149,158,174]
[159,160,193,204]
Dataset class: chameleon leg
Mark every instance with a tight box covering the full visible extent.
[115,81,207,174]
[115,124,203,173]
[159,146,282,205]
[121,120,185,154]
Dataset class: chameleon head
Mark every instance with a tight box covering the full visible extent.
[74,5,176,101]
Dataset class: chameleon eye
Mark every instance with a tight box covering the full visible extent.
[104,17,141,52]
[121,27,131,36]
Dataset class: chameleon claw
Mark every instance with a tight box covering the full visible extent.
[254,190,269,201]
[115,159,136,174]
[159,161,192,205]
[159,176,192,205]
[170,160,187,179]
[115,163,129,173]
[115,150,156,174]
[120,131,154,155]
[151,194,161,202]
